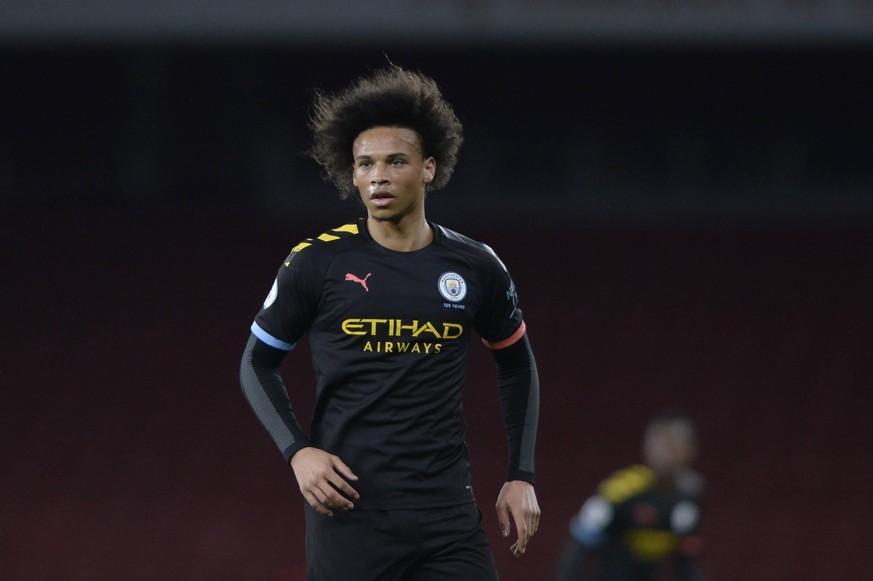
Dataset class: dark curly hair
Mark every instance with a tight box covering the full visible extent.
[308,65,464,199]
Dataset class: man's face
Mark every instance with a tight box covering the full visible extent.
[351,126,436,224]
[643,421,697,478]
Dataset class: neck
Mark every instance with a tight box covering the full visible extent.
[367,213,433,252]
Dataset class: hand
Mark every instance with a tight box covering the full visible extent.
[495,480,540,558]
[289,447,360,517]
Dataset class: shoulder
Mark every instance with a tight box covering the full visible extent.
[434,224,509,272]
[283,221,367,269]
[597,464,657,505]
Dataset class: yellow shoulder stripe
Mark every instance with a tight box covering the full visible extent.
[332,223,359,234]
[599,464,656,504]
[285,223,360,265]
[291,241,312,253]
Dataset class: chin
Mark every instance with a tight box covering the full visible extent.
[371,214,402,224]
[369,207,409,224]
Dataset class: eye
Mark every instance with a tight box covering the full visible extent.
[357,160,372,169]
[391,159,406,166]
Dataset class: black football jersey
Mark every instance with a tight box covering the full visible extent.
[252,218,524,509]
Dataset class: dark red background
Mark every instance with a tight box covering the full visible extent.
[3,209,871,580]
[3,43,873,580]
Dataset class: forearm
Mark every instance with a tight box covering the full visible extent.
[492,332,539,483]
[239,333,310,461]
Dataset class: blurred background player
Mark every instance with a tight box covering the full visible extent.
[555,411,706,581]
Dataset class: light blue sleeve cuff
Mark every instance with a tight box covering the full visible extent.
[251,322,296,351]
[569,495,613,547]
[570,514,606,547]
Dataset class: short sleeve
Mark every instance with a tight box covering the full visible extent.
[252,246,323,349]
[474,247,525,346]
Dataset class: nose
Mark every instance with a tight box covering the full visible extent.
[370,161,389,183]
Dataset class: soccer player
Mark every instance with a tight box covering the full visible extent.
[240,65,541,580]
[555,411,706,581]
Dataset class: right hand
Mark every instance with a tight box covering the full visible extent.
[289,447,360,517]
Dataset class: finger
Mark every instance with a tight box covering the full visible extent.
[328,456,361,501]
[524,506,537,538]
[313,485,340,512]
[319,482,357,513]
[331,456,360,482]
[531,505,541,535]
[303,490,334,517]
[495,501,511,538]
[323,481,356,510]
[327,474,360,502]
[513,511,529,554]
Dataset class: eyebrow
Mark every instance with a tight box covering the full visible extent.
[354,152,413,161]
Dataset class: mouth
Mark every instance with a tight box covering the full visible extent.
[369,191,395,207]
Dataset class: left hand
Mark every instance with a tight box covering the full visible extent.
[495,480,541,558]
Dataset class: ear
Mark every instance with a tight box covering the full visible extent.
[424,157,436,183]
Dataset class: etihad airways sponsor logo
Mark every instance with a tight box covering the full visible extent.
[341,319,464,339]
[341,318,465,354]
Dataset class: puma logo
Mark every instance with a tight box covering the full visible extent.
[345,272,372,292]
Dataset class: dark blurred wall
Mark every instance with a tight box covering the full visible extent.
[3,45,872,225]
[2,43,872,580]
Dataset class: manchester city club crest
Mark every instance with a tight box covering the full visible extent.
[438,272,467,302]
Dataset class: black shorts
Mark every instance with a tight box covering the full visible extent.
[304,502,500,581]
